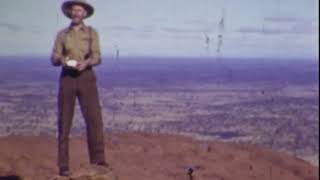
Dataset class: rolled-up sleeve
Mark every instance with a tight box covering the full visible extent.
[89,29,102,66]
[50,32,65,66]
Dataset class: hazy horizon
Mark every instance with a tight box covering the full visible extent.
[0,55,319,62]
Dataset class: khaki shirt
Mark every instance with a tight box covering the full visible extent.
[51,23,101,66]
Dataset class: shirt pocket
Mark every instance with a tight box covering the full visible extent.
[80,35,91,53]
[64,35,74,54]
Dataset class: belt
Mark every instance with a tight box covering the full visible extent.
[61,66,92,78]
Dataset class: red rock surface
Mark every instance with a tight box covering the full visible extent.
[0,132,318,180]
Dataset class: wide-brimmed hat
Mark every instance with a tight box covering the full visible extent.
[62,0,94,19]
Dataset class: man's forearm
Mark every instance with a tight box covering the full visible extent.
[87,57,101,66]
[51,55,65,66]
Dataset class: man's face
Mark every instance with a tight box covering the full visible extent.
[70,5,87,24]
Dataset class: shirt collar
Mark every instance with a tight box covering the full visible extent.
[66,22,89,33]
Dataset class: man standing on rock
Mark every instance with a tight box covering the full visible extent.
[51,0,108,176]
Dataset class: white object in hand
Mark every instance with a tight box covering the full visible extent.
[66,59,78,67]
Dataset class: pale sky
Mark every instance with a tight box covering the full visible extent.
[0,0,318,59]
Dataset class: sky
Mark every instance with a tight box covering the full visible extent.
[0,0,318,59]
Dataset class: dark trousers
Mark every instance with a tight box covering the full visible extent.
[57,67,105,169]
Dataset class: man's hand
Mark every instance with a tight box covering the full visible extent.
[76,60,91,72]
